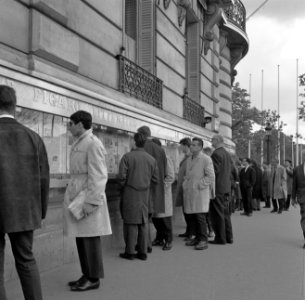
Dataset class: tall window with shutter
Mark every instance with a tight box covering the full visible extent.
[186,22,200,103]
[125,0,137,62]
[125,0,155,74]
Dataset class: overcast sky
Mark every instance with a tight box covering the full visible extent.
[235,0,305,138]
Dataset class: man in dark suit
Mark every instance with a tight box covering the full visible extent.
[137,126,167,251]
[292,150,305,248]
[118,132,158,260]
[239,158,256,216]
[210,134,233,245]
[0,85,50,300]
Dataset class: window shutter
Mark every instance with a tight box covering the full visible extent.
[125,0,137,40]
[138,0,155,74]
[187,22,200,103]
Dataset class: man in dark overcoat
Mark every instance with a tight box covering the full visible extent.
[210,134,233,245]
[0,85,50,300]
[292,150,305,248]
[118,132,159,260]
[239,158,256,216]
[137,126,166,250]
[284,159,293,211]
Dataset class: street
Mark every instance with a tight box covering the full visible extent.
[6,207,305,300]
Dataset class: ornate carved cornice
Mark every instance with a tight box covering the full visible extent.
[203,0,232,55]
[219,30,228,55]
[230,46,243,84]
[177,0,192,27]
[164,0,171,9]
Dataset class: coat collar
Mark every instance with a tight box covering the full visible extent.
[71,129,92,150]
[0,117,17,123]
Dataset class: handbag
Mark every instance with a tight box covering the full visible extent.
[68,190,86,220]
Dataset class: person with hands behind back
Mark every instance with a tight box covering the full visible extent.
[292,150,305,248]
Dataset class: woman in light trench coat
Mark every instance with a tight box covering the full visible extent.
[182,139,215,250]
[183,152,215,214]
[271,159,287,213]
[64,111,111,291]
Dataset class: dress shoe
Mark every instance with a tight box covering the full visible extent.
[303,243,305,249]
[119,252,135,260]
[178,232,188,238]
[226,239,233,244]
[184,235,195,241]
[185,239,198,246]
[70,279,100,292]
[208,231,215,238]
[68,275,86,287]
[195,241,208,250]
[162,242,172,250]
[240,212,248,216]
[152,239,164,246]
[278,210,282,214]
[136,253,147,260]
[270,209,277,213]
[248,213,253,217]
[209,239,226,245]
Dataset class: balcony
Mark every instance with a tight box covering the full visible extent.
[183,95,205,128]
[221,0,249,75]
[118,55,163,109]
[224,0,246,31]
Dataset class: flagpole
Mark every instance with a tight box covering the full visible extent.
[277,65,280,162]
[261,69,264,165]
[296,59,299,166]
[249,73,252,158]
[249,73,252,102]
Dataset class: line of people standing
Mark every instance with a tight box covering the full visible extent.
[233,157,293,217]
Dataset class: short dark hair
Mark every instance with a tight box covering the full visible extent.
[179,137,191,147]
[134,132,146,148]
[285,159,292,165]
[0,85,16,114]
[192,137,203,148]
[137,126,151,138]
[152,137,162,146]
[70,110,92,130]
[243,157,251,164]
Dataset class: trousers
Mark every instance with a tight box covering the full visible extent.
[152,217,173,243]
[0,231,42,300]
[187,213,208,242]
[210,193,233,243]
[123,223,147,254]
[76,236,104,279]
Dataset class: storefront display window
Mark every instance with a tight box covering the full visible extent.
[93,125,132,177]
[16,107,70,180]
[15,107,181,186]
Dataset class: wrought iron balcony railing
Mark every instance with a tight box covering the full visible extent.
[118,55,163,109]
[183,95,205,127]
[224,0,246,31]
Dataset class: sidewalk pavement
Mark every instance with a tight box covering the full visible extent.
[6,207,305,300]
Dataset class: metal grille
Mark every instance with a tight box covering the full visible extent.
[183,95,205,127]
[118,55,163,109]
[224,0,246,31]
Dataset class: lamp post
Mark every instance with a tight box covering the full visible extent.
[290,135,294,167]
[279,121,287,164]
[265,122,272,165]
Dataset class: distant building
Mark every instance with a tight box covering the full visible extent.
[1,0,248,279]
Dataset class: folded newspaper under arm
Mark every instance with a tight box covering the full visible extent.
[68,191,86,220]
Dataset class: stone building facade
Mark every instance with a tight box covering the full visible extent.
[1,0,248,280]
